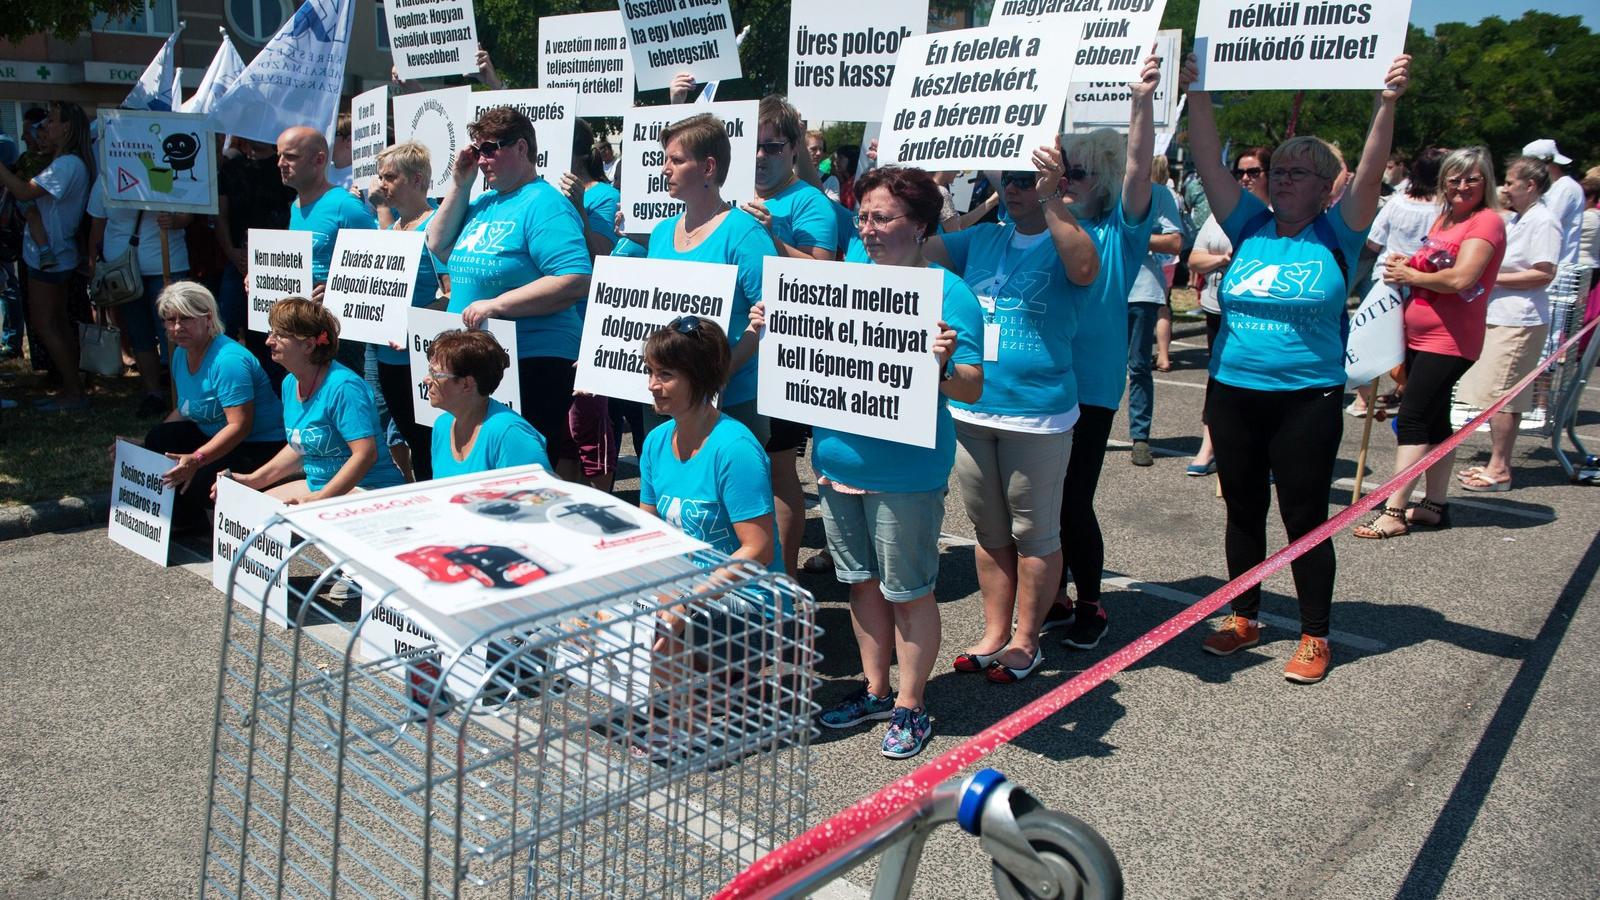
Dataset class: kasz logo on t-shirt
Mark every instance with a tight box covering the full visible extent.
[1227,259,1328,301]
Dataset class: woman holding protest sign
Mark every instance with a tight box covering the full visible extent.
[427,106,593,480]
[919,140,1099,681]
[426,329,551,478]
[1183,51,1412,683]
[812,165,984,760]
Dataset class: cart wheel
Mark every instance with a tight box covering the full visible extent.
[989,807,1123,900]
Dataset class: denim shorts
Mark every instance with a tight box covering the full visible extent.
[819,484,947,602]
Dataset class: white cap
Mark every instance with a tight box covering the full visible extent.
[1521,139,1572,166]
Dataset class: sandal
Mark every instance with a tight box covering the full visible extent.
[985,648,1045,683]
[1460,472,1512,492]
[1407,499,1450,529]
[1457,465,1488,482]
[953,646,1006,673]
[1353,507,1409,539]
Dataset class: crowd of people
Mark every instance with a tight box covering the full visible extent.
[3,43,1599,761]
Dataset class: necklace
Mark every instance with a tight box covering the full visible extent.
[297,363,329,403]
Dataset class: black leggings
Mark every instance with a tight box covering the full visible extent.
[377,361,432,481]
[1394,348,1473,446]
[141,421,284,529]
[517,356,578,463]
[1205,380,1343,637]
[1058,404,1116,607]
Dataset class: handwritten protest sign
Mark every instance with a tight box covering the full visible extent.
[539,11,637,117]
[96,109,218,215]
[323,230,427,346]
[787,0,928,123]
[407,307,521,428]
[350,85,388,189]
[758,257,942,448]
[245,229,313,333]
[990,0,1167,84]
[212,477,290,627]
[392,85,472,197]
[1192,0,1413,91]
[619,100,757,235]
[387,0,479,80]
[619,0,742,91]
[109,440,176,566]
[575,256,737,403]
[878,26,1077,170]
[1068,28,1181,131]
[468,88,576,197]
[1344,281,1405,386]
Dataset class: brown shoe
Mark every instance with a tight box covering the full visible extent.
[1202,615,1260,656]
[1284,635,1331,684]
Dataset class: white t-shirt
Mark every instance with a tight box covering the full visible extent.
[21,154,89,271]
[1192,213,1230,314]
[86,181,190,275]
[1542,175,1584,267]
[821,174,841,202]
[1129,182,1183,305]
[1489,202,1562,327]
[1366,194,1436,279]
[1580,208,1600,270]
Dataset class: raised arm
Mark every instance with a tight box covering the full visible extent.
[1179,53,1241,227]
[1341,55,1412,233]
[426,145,479,263]
[1121,51,1161,223]
[1035,140,1099,286]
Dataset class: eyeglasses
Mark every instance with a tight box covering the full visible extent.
[1001,172,1036,190]
[1445,175,1485,188]
[668,315,703,335]
[1061,164,1090,181]
[755,141,790,157]
[469,138,513,158]
[1269,167,1323,183]
[855,212,907,230]
[425,369,461,383]
[1232,166,1265,179]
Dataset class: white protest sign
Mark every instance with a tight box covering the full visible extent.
[1152,130,1175,157]
[539,11,637,117]
[109,440,176,566]
[950,171,979,212]
[387,0,479,80]
[991,0,1167,84]
[323,230,427,346]
[860,122,882,173]
[468,88,577,198]
[1344,281,1405,386]
[1068,28,1181,131]
[619,100,757,235]
[392,86,472,198]
[575,256,738,403]
[619,0,742,92]
[246,229,314,333]
[96,109,218,215]
[407,307,521,428]
[878,27,1077,170]
[1193,0,1413,91]
[758,257,942,448]
[350,85,388,189]
[212,477,291,627]
[787,1,928,123]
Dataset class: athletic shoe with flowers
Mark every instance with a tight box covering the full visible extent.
[881,706,932,759]
[818,687,896,729]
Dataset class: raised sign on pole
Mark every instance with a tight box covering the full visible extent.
[109,440,176,566]
[387,0,480,81]
[1344,281,1405,386]
[619,0,742,92]
[323,229,427,347]
[538,11,636,117]
[392,85,472,198]
[350,85,388,190]
[407,307,521,428]
[245,229,314,333]
[1068,29,1181,131]
[1192,0,1413,92]
[212,477,291,627]
[97,109,218,214]
[990,0,1168,84]
[619,100,757,236]
[787,0,928,123]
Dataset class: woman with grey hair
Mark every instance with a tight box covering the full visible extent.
[1182,50,1412,684]
[140,281,286,526]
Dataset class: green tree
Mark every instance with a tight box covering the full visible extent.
[4,0,142,42]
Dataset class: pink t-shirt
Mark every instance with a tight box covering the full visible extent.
[1403,209,1506,360]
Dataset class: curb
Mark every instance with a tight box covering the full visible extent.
[0,492,111,541]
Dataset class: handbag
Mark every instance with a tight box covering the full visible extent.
[78,320,124,376]
[88,210,145,308]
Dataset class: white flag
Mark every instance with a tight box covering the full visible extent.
[123,24,184,112]
[182,29,245,117]
[209,0,355,143]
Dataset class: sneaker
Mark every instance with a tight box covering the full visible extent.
[1038,602,1075,634]
[1284,635,1331,684]
[326,573,361,602]
[135,393,168,418]
[1131,440,1154,467]
[1062,605,1108,650]
[818,687,896,729]
[880,706,932,759]
[1201,615,1261,656]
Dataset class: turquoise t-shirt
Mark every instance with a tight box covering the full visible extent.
[583,182,621,246]
[281,363,406,492]
[1073,198,1156,410]
[1212,192,1366,391]
[646,209,768,406]
[832,200,856,259]
[811,267,985,493]
[612,235,648,258]
[941,224,1081,417]
[289,187,377,283]
[639,415,782,572]
[173,335,285,444]
[447,179,593,360]
[430,399,551,478]
[764,179,839,255]
[376,211,441,365]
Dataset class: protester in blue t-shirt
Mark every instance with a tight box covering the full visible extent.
[427,106,593,480]
[226,298,405,503]
[425,329,551,478]
[811,166,984,762]
[139,282,286,528]
[1181,52,1413,684]
[279,126,378,359]
[922,141,1101,682]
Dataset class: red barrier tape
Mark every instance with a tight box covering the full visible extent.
[716,314,1600,899]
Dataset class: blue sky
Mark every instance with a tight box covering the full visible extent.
[1409,0,1599,32]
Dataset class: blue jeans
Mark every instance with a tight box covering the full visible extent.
[1126,303,1160,441]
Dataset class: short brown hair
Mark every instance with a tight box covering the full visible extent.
[429,329,511,396]
[1507,155,1552,194]
[759,95,805,146]
[660,113,731,187]
[267,296,340,365]
[469,106,538,165]
[334,113,352,140]
[644,317,730,408]
[854,166,944,238]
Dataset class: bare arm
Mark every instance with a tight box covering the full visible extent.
[1032,140,1099,286]
[933,321,982,404]
[1149,232,1183,255]
[0,165,47,202]
[161,403,254,492]
[426,146,480,263]
[299,436,377,502]
[1497,261,1557,290]
[461,273,590,328]
[1187,246,1232,275]
[955,193,999,229]
[1121,51,1160,223]
[231,442,305,492]
[1178,53,1239,228]
[1383,238,1497,294]
[1342,55,1412,233]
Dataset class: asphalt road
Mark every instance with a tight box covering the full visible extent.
[3,327,1598,899]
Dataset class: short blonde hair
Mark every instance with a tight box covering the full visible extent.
[1151,155,1169,184]
[155,281,224,338]
[1272,136,1344,183]
[1439,146,1500,212]
[376,140,431,186]
[1058,128,1127,217]
[660,113,731,187]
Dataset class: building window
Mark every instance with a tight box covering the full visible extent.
[93,0,178,36]
[227,0,291,46]
[376,4,390,52]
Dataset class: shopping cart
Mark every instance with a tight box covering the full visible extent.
[1546,265,1600,483]
[198,469,818,898]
